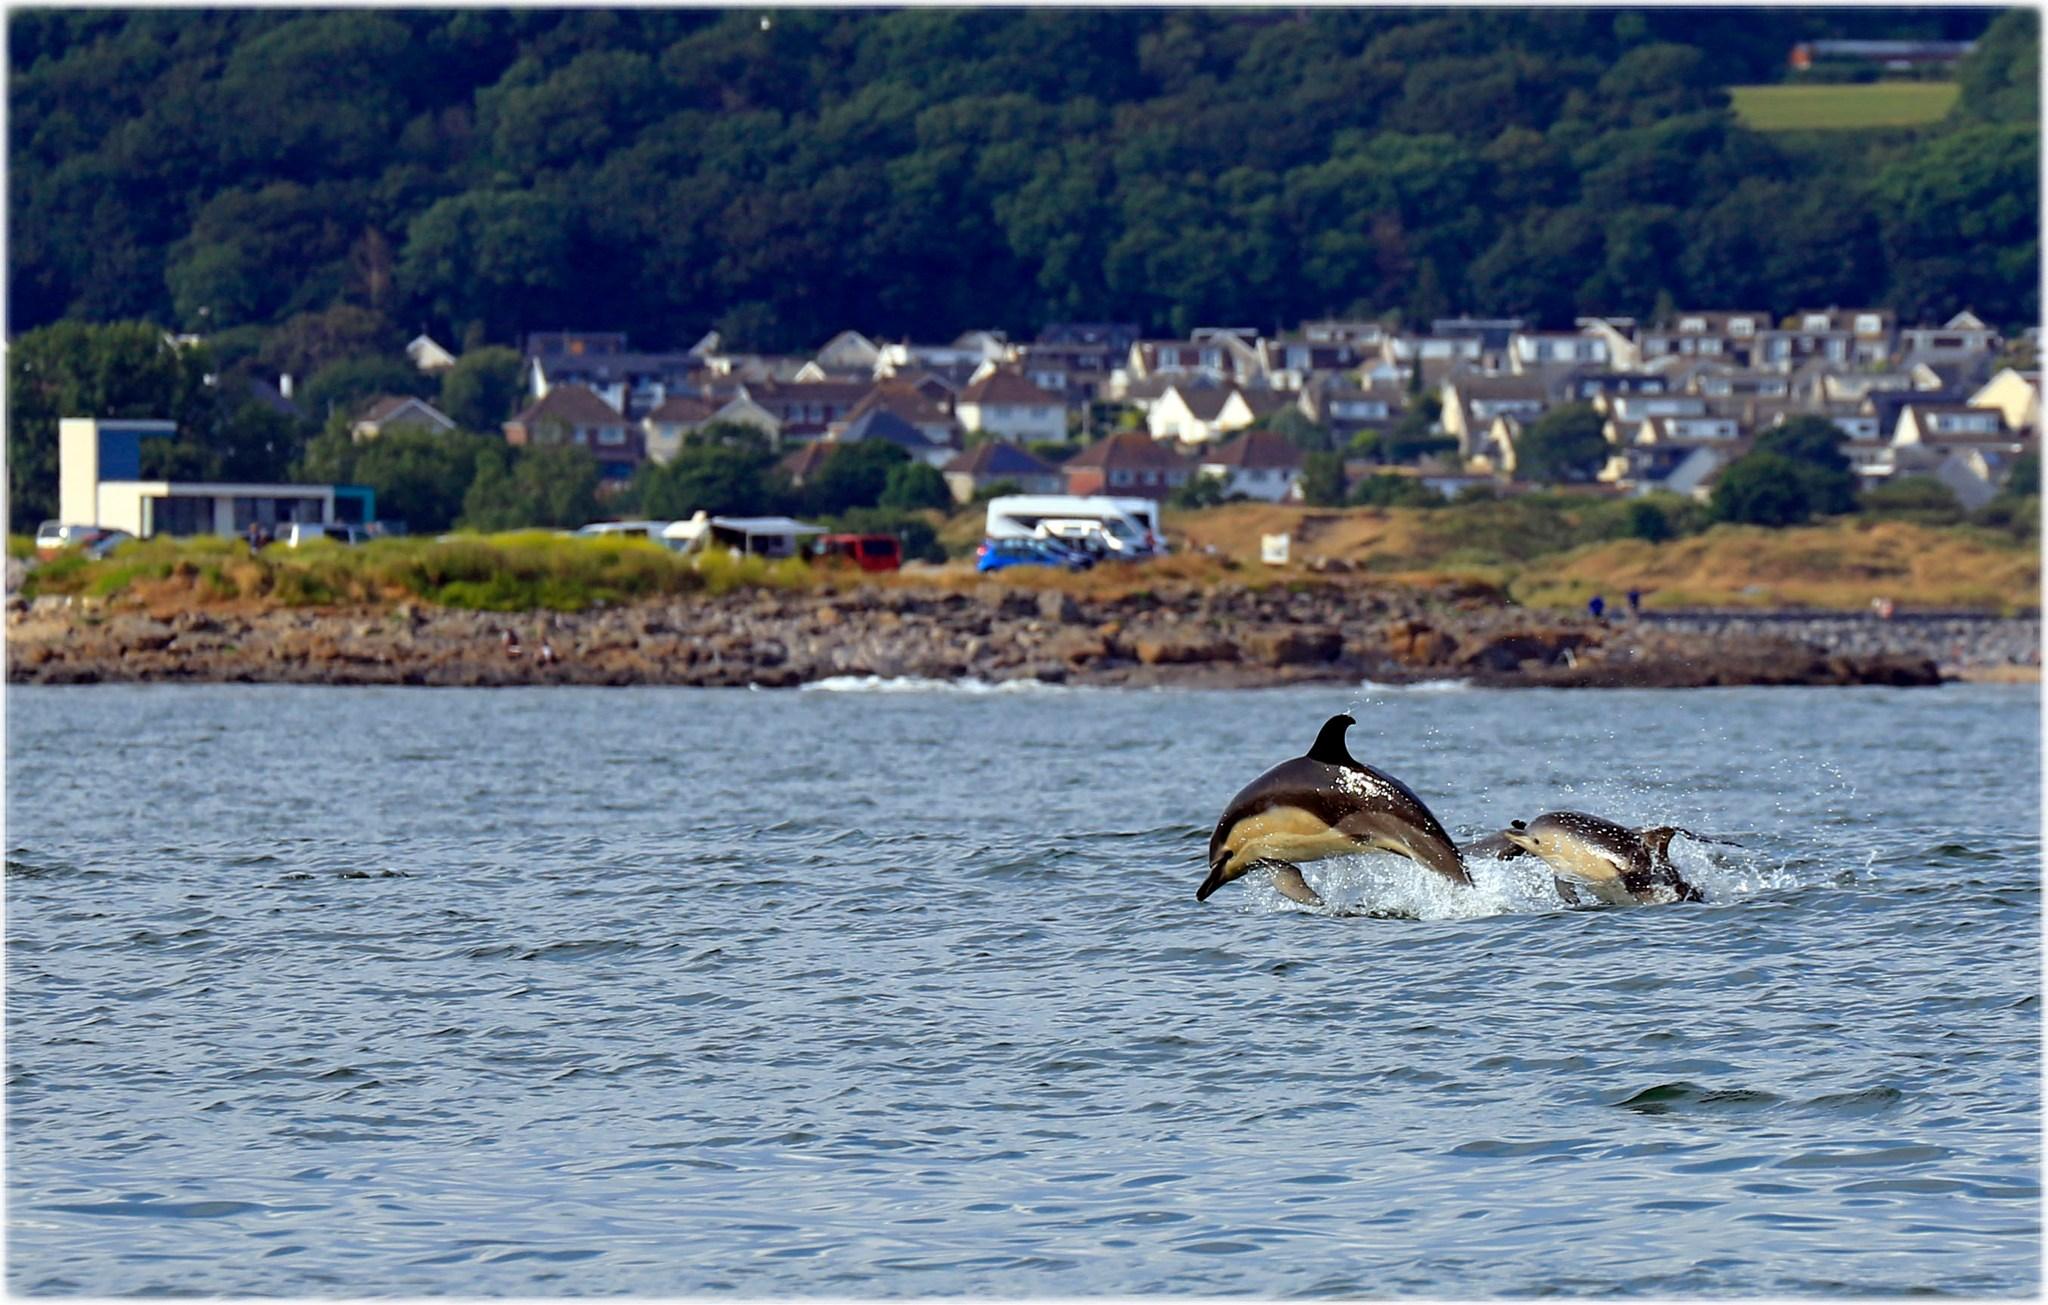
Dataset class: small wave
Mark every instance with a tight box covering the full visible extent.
[1357,677,1472,694]
[799,675,1072,694]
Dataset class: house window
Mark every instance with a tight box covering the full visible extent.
[1856,314,1881,334]
[1111,469,1133,486]
[1700,339,1722,355]
[1679,317,1706,333]
[1803,315,1830,332]
[597,426,626,446]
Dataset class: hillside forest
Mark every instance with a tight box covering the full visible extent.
[9,7,2039,356]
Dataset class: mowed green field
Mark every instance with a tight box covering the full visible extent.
[1729,81,1959,131]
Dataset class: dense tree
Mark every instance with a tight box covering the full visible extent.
[1954,8,2039,125]
[1711,452,1820,527]
[1754,415,1857,516]
[1516,403,1609,484]
[296,423,494,534]
[1348,474,1442,508]
[879,460,952,512]
[1858,475,1965,525]
[299,356,434,427]
[460,444,601,530]
[438,346,525,431]
[4,9,2033,352]
[6,320,219,524]
[805,440,910,517]
[635,441,788,519]
[1298,451,1347,507]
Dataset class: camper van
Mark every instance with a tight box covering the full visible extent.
[982,495,1164,558]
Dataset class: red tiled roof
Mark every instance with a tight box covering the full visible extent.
[1203,429,1303,471]
[512,383,622,427]
[647,395,716,423]
[1062,432,1191,471]
[958,370,1060,406]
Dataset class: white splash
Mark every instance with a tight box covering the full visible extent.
[1358,678,1473,694]
[799,675,1074,694]
[1235,833,1823,922]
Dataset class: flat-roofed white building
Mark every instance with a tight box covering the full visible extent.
[59,417,369,537]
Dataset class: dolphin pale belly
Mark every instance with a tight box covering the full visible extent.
[1200,714,1469,905]
[1501,811,1711,906]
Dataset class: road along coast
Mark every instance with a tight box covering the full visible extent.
[10,581,2031,689]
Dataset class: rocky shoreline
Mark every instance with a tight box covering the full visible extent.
[9,580,2036,689]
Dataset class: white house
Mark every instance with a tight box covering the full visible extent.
[405,334,458,373]
[953,370,1065,443]
[1198,430,1304,502]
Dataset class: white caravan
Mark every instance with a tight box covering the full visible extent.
[983,495,1164,556]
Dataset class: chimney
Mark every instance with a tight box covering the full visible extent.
[279,373,294,400]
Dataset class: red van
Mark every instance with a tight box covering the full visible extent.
[816,533,902,572]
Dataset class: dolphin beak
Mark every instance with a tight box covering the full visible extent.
[1196,860,1229,902]
[1503,831,1539,853]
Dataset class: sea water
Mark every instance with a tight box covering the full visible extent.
[6,683,2039,1295]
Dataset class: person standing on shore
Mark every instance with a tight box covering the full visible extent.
[1627,588,1642,617]
[1588,594,1606,621]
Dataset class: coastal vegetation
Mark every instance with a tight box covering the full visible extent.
[17,496,2036,617]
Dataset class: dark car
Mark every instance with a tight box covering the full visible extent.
[975,537,1094,573]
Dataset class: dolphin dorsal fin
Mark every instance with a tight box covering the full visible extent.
[1306,714,1357,767]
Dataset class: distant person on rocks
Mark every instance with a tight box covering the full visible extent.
[1588,594,1606,621]
[538,634,556,665]
[1627,588,1642,617]
[1873,596,1896,620]
[246,522,269,557]
[501,628,522,659]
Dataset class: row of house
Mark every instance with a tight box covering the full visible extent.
[356,307,2033,507]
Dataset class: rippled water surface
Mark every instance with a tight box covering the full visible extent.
[7,682,2040,1296]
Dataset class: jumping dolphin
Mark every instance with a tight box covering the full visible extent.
[1501,811,1714,906]
[1199,714,1469,906]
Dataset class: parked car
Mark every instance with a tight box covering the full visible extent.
[815,533,902,572]
[82,529,135,559]
[34,521,97,552]
[280,522,371,547]
[975,537,1094,573]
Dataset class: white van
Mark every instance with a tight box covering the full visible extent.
[983,495,1164,556]
[573,520,672,542]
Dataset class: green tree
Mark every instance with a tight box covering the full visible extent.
[879,460,953,511]
[1625,499,1673,543]
[6,320,218,525]
[1954,8,2039,125]
[1348,473,1441,508]
[460,444,601,530]
[1299,451,1347,506]
[1711,452,1814,527]
[1169,470,1230,508]
[635,444,786,519]
[1264,406,1336,453]
[2001,448,2039,498]
[1756,415,1857,516]
[346,427,494,533]
[1858,475,1965,525]
[806,440,910,516]
[300,356,434,426]
[438,345,525,431]
[1516,403,1608,484]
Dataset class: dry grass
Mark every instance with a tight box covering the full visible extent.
[1157,504,2037,613]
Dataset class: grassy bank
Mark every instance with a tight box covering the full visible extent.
[1728,82,1959,131]
[1165,504,2040,614]
[12,503,2038,617]
[12,533,814,612]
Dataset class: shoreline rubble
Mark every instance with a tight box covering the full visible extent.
[8,581,2035,689]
